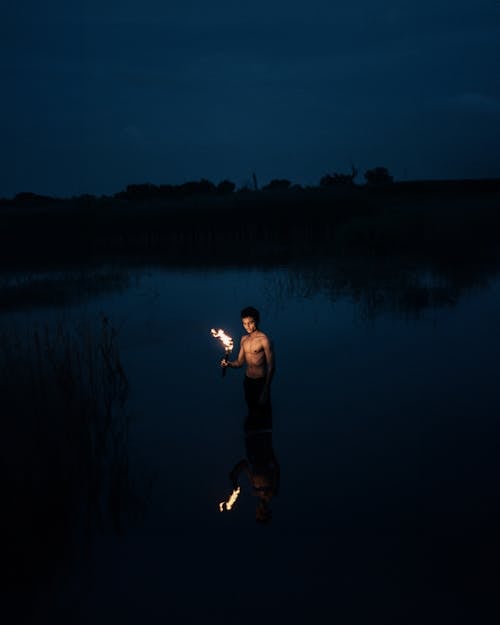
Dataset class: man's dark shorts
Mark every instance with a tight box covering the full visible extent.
[244,376,272,430]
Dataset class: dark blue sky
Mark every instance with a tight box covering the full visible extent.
[2,1,500,197]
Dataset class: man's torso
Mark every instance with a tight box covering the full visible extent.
[242,330,267,378]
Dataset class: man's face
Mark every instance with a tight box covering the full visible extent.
[242,316,257,334]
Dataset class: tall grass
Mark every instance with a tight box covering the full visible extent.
[1,316,146,596]
[1,181,499,268]
[0,267,132,310]
[265,253,496,319]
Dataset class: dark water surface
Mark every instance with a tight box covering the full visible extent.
[4,264,499,624]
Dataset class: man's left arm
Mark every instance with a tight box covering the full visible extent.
[262,337,274,398]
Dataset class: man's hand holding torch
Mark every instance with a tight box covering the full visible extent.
[221,349,231,377]
[210,328,234,378]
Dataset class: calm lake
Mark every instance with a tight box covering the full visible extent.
[4,260,499,625]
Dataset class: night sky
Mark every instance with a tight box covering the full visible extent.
[2,0,500,198]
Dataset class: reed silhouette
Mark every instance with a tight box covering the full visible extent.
[1,175,499,271]
[1,173,499,322]
[1,316,151,621]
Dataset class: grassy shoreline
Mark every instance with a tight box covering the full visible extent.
[1,178,499,269]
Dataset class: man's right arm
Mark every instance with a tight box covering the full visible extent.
[224,339,245,369]
[229,459,250,488]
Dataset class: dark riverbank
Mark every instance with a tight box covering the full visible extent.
[1,178,499,270]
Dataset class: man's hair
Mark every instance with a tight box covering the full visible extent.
[240,306,260,323]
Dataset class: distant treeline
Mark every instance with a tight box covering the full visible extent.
[3,166,500,206]
[2,165,371,204]
[1,169,499,270]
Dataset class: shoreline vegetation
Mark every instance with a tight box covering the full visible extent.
[2,316,152,621]
[1,174,499,269]
[1,172,499,316]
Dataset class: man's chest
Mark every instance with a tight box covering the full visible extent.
[244,337,263,354]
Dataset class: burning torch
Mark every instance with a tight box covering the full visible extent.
[210,328,234,377]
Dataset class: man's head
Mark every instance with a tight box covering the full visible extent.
[241,306,260,334]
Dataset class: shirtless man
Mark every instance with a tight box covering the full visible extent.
[221,306,274,423]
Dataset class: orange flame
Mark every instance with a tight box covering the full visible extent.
[219,486,241,512]
[211,328,234,352]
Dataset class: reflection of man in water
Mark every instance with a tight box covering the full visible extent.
[221,306,274,428]
[229,429,280,523]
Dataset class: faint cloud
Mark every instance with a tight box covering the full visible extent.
[449,92,500,113]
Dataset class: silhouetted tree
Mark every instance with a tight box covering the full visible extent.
[73,194,97,206]
[179,178,216,197]
[197,178,217,195]
[364,167,394,185]
[320,164,358,187]
[123,184,160,199]
[13,192,56,205]
[263,179,292,191]
[158,184,177,198]
[217,180,236,194]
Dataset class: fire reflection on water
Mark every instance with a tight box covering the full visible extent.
[219,487,241,512]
